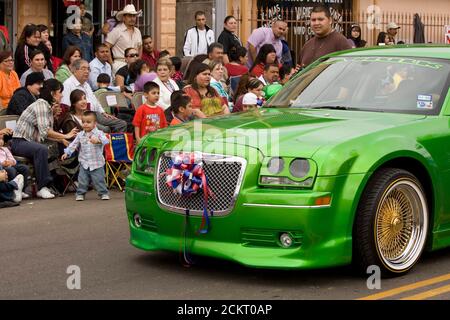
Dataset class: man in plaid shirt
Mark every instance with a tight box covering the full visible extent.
[62,111,110,201]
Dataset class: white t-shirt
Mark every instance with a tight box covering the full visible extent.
[197,29,208,56]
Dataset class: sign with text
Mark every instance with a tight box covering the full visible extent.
[256,0,353,58]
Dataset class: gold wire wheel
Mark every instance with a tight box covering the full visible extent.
[375,179,428,272]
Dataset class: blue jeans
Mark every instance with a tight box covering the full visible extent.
[76,166,109,196]
[11,138,52,190]
[5,164,30,190]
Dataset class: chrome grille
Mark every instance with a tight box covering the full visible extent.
[156,152,246,216]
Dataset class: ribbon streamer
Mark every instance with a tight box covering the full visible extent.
[165,152,213,234]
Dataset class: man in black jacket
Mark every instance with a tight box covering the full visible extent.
[7,72,44,116]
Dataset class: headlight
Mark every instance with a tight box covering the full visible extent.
[267,157,284,174]
[138,147,147,164]
[259,157,317,188]
[136,147,158,175]
[289,159,310,178]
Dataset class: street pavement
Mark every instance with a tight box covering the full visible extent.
[0,191,449,300]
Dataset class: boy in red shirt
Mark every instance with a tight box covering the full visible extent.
[132,81,168,143]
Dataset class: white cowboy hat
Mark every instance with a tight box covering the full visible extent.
[116,4,142,22]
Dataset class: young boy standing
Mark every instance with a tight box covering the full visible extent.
[132,81,168,144]
[61,111,111,201]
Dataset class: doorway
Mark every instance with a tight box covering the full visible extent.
[0,0,15,50]
[51,0,102,57]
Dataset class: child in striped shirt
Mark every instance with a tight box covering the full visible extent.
[61,111,110,201]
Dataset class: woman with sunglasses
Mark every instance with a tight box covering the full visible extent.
[116,48,139,100]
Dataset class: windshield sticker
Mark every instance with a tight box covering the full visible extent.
[352,57,443,70]
[417,95,434,109]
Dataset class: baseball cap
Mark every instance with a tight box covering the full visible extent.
[25,72,45,87]
[387,22,400,30]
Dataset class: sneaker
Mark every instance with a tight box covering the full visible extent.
[21,192,30,199]
[37,187,56,199]
[12,175,24,203]
[75,195,85,201]
[101,194,110,200]
[0,201,20,208]
[48,185,62,197]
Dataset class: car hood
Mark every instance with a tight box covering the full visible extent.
[151,109,427,158]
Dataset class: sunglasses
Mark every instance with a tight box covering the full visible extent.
[127,54,139,58]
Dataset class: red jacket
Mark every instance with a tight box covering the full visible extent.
[142,50,160,71]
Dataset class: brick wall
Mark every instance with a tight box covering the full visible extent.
[154,0,177,55]
[17,0,50,38]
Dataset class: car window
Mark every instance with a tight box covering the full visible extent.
[268,56,450,115]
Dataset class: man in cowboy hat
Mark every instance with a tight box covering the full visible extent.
[105,4,143,73]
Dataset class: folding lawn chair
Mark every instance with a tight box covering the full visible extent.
[96,91,129,115]
[229,75,242,98]
[56,157,79,196]
[104,133,135,191]
[131,92,145,109]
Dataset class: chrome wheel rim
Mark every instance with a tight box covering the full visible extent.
[375,179,428,272]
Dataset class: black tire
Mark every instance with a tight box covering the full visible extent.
[353,168,429,277]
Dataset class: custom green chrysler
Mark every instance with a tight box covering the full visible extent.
[126,46,450,276]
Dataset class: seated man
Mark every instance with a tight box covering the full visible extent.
[258,63,280,86]
[61,59,127,133]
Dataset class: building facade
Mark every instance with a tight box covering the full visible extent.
[2,0,177,56]
[3,0,448,59]
[3,0,229,57]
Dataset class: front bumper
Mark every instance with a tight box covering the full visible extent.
[125,172,366,270]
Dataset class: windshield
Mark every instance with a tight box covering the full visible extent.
[267,56,450,115]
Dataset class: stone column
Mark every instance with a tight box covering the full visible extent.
[154,0,177,55]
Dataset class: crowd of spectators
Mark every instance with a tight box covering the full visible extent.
[0,3,402,207]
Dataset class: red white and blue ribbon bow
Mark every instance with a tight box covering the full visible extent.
[165,152,213,234]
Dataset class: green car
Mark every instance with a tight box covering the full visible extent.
[126,46,450,277]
